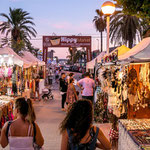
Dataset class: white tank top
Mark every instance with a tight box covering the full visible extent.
[8,124,34,150]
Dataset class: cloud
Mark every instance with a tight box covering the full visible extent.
[49,21,95,34]
[51,22,72,29]
[35,18,97,36]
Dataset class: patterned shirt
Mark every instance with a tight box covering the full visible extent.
[78,77,95,96]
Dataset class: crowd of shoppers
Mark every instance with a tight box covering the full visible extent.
[59,71,95,111]
[0,70,111,150]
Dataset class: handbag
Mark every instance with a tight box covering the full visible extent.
[33,122,43,150]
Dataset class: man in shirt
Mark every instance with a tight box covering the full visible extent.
[77,72,95,102]
[59,73,68,111]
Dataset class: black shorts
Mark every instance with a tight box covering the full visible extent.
[82,96,93,102]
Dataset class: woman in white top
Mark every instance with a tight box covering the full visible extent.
[0,97,44,150]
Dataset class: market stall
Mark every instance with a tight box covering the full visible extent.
[94,38,150,119]
[94,37,150,149]
[86,51,106,73]
[117,38,150,149]
[118,37,150,119]
[21,51,46,95]
[0,96,14,129]
[119,119,150,150]
[94,45,130,122]
[0,47,33,96]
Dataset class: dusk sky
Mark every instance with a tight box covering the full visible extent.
[0,0,109,58]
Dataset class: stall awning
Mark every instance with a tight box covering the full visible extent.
[119,37,150,62]
[21,51,45,66]
[118,45,130,57]
[109,45,130,58]
[0,47,32,68]
[86,51,106,70]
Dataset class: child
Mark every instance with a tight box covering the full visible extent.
[109,115,118,150]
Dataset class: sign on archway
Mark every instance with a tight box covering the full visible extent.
[42,36,92,63]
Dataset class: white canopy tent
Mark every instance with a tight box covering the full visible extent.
[21,51,45,66]
[86,51,106,71]
[0,47,32,68]
[119,37,150,62]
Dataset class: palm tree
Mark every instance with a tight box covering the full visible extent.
[1,37,11,47]
[73,50,81,64]
[68,47,77,64]
[0,7,37,52]
[109,11,149,48]
[73,48,87,66]
[93,9,106,52]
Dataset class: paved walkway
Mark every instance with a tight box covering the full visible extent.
[33,84,66,150]
[33,83,111,150]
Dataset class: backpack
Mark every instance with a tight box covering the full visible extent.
[6,121,13,138]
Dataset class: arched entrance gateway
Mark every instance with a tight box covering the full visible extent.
[42,36,92,63]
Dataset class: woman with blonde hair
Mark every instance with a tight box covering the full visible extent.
[26,98,36,123]
[0,97,44,149]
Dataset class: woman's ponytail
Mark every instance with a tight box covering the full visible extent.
[26,98,36,123]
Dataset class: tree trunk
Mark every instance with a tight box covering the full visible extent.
[129,40,133,48]
[100,32,103,52]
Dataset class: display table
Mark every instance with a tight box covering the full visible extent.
[0,96,14,128]
[119,119,150,150]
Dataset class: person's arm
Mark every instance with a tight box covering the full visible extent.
[72,85,78,100]
[35,123,44,147]
[61,129,69,150]
[94,126,111,150]
[77,79,83,90]
[0,122,9,148]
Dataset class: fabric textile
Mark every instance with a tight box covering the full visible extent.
[66,84,77,104]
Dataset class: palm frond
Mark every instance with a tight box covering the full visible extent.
[0,7,37,52]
